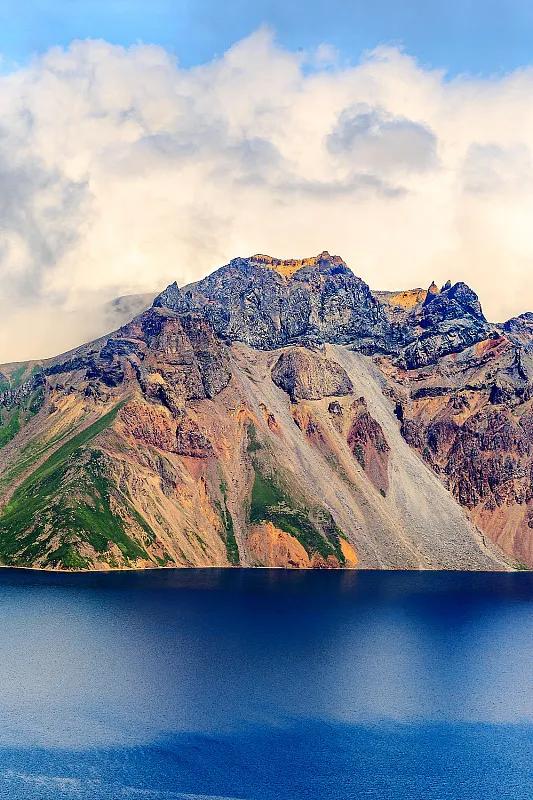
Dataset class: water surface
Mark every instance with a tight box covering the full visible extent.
[0,568,531,798]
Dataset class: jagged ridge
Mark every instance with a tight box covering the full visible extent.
[0,251,530,570]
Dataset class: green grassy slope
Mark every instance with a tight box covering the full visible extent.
[246,422,346,564]
[0,402,157,569]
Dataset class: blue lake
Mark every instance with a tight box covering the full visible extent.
[0,568,531,799]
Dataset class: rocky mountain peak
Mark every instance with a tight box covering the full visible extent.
[245,251,348,278]
[503,312,533,332]
[149,255,493,371]
[153,281,183,312]
[444,281,485,320]
[150,252,391,352]
[400,279,490,368]
[424,281,440,304]
[503,312,533,351]
[420,279,485,322]
[1,247,531,573]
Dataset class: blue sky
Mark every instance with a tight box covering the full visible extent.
[2,0,533,75]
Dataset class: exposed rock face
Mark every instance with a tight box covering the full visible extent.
[120,309,231,408]
[403,403,533,566]
[119,401,214,458]
[152,256,497,374]
[152,281,183,311]
[347,399,390,495]
[392,328,533,567]
[271,348,353,401]
[0,250,529,571]
[153,251,396,353]
[426,281,439,300]
[120,400,178,452]
[175,416,214,458]
[400,281,490,368]
[503,313,533,351]
[247,522,311,568]
[375,288,428,325]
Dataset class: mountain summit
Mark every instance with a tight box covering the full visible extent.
[153,251,388,351]
[0,253,531,570]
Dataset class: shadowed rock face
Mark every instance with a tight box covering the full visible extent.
[0,251,531,571]
[399,281,490,368]
[123,309,232,407]
[152,281,182,311]
[347,399,390,496]
[399,399,533,567]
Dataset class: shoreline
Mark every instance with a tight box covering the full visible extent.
[0,563,526,575]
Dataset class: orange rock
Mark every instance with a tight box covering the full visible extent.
[340,538,358,567]
[247,522,311,568]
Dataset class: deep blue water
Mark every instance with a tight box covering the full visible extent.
[0,568,531,799]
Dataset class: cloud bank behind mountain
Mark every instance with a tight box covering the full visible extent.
[0,29,532,361]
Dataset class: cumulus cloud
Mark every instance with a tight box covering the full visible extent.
[0,146,88,299]
[462,143,533,194]
[0,28,532,361]
[328,104,438,174]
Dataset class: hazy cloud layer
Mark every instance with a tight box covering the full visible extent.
[0,29,532,361]
[327,105,438,174]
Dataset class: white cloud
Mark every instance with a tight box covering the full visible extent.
[0,29,532,361]
[328,104,438,174]
[312,43,340,69]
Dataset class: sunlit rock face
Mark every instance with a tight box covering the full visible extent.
[271,348,354,402]
[0,251,531,571]
[153,251,397,353]
[153,255,494,369]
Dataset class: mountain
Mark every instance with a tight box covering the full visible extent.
[0,252,530,571]
[100,291,157,332]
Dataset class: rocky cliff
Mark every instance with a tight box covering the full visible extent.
[0,252,530,570]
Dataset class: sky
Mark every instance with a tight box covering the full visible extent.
[3,1,533,75]
[1,1,533,361]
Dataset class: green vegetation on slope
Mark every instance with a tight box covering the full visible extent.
[218,480,239,565]
[249,463,345,563]
[0,401,154,569]
[0,410,20,449]
[7,364,29,389]
[0,385,45,451]
[0,418,80,492]
[17,401,124,484]
[246,422,262,453]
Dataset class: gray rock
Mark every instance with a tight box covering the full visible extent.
[400,281,490,368]
[153,252,397,353]
[271,348,353,401]
[153,281,186,312]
